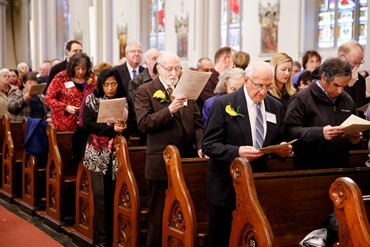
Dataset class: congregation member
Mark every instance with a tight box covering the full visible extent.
[135,51,203,247]
[297,70,312,91]
[17,62,29,83]
[45,40,83,93]
[284,58,362,170]
[127,48,160,145]
[82,68,127,247]
[338,40,368,109]
[196,57,214,72]
[232,50,250,70]
[8,71,50,121]
[202,67,245,126]
[202,61,292,247]
[197,47,234,112]
[292,50,321,87]
[0,68,18,118]
[292,60,302,78]
[92,61,113,81]
[37,60,52,83]
[9,69,21,88]
[269,52,296,114]
[45,52,95,132]
[114,40,145,96]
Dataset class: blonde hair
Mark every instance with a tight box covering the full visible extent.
[93,62,112,77]
[214,67,245,93]
[232,51,250,70]
[269,52,296,99]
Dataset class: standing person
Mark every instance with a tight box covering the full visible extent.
[269,52,296,114]
[196,57,214,72]
[45,52,95,132]
[292,61,302,78]
[202,61,292,247]
[292,50,321,86]
[83,68,127,247]
[232,51,250,70]
[337,40,367,109]
[127,48,160,145]
[8,72,50,121]
[114,40,145,96]
[9,69,21,88]
[0,68,18,118]
[37,60,52,83]
[197,47,234,112]
[45,40,83,93]
[135,51,203,247]
[284,58,362,170]
[202,67,245,126]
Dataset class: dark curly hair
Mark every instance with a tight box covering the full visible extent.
[66,52,92,81]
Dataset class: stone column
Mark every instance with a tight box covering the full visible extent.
[0,0,7,68]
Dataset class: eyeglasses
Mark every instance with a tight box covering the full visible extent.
[158,63,182,73]
[249,78,274,91]
[342,53,365,68]
[129,50,143,54]
[103,82,118,88]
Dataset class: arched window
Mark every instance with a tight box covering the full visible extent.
[149,0,165,50]
[318,0,367,48]
[220,0,242,50]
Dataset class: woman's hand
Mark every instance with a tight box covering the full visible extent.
[113,119,127,133]
[66,105,79,115]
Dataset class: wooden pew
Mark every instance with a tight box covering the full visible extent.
[43,124,76,230]
[162,145,208,247]
[71,161,94,246]
[113,135,141,247]
[0,115,24,201]
[19,118,48,215]
[230,158,370,247]
[229,157,276,247]
[329,177,370,246]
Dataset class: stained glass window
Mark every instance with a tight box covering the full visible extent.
[220,0,242,50]
[149,0,165,50]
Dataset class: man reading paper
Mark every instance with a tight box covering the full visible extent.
[285,58,362,170]
[202,61,292,247]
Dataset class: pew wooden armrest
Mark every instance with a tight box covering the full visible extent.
[229,157,276,247]
[330,177,370,247]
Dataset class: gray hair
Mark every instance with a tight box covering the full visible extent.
[214,67,245,93]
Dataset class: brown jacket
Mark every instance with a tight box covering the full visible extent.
[135,77,203,180]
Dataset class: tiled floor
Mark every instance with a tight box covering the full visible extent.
[0,198,79,247]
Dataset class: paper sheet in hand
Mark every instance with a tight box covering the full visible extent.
[29,83,47,95]
[172,69,211,100]
[259,139,298,154]
[97,97,126,123]
[340,114,370,134]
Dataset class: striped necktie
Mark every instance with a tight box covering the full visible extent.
[132,69,137,78]
[167,87,174,101]
[255,103,264,148]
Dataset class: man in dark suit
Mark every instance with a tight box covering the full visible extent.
[135,51,203,247]
[202,61,292,247]
[114,40,145,97]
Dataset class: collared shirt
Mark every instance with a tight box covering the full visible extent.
[315,80,338,103]
[126,63,139,80]
[244,85,266,144]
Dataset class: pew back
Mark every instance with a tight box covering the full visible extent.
[330,177,370,247]
[162,145,208,247]
[253,167,370,247]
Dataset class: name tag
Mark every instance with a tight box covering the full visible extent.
[64,81,75,89]
[183,99,188,107]
[266,112,276,124]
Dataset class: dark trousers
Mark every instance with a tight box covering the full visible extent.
[90,171,115,247]
[146,179,167,247]
[208,203,234,247]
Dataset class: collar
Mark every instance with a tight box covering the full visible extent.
[244,85,265,109]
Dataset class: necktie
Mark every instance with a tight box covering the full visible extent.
[132,69,137,78]
[167,87,174,101]
[255,103,264,148]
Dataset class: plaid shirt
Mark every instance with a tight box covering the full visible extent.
[7,89,50,122]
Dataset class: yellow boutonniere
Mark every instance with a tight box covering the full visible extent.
[153,90,169,103]
[87,78,93,85]
[225,104,245,118]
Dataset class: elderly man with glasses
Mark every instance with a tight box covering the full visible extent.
[337,40,367,109]
[202,61,292,247]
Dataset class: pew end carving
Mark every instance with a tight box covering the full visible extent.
[330,177,370,247]
[230,157,276,247]
[113,135,141,247]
